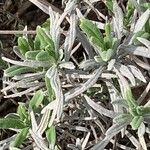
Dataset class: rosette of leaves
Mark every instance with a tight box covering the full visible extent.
[80,19,117,62]
[2,24,74,99]
[0,90,57,149]
[80,1,150,87]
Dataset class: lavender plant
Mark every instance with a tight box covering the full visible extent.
[0,0,150,149]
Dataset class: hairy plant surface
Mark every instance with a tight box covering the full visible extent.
[0,0,150,149]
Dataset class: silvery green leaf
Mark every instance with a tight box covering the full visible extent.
[138,123,147,150]
[138,123,145,136]
[64,0,77,13]
[133,9,150,33]
[84,95,117,118]
[4,66,33,77]
[105,49,114,61]
[46,65,63,125]
[106,121,130,138]
[91,121,129,150]
[10,127,29,148]
[111,99,129,108]
[29,90,44,110]
[18,36,30,55]
[76,27,94,59]
[25,50,41,60]
[94,56,103,63]
[91,137,110,150]
[107,59,116,71]
[122,45,150,58]
[37,109,51,134]
[106,81,123,112]
[129,0,141,14]
[118,64,136,86]
[2,57,51,68]
[46,126,56,149]
[3,85,44,98]
[41,100,57,114]
[133,56,150,70]
[81,132,90,150]
[59,61,75,69]
[80,18,103,42]
[64,12,77,61]
[113,113,132,124]
[113,0,123,38]
[65,66,105,102]
[79,59,101,69]
[128,65,146,83]
[137,37,150,50]
[114,68,138,108]
[13,46,25,60]
[130,116,143,130]
[29,129,49,150]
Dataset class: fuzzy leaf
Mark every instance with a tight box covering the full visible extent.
[134,9,150,33]
[119,64,136,86]
[130,116,143,130]
[36,50,54,62]
[4,66,33,77]
[29,90,44,110]
[45,76,54,101]
[36,26,54,49]
[0,118,26,129]
[128,65,146,83]
[18,37,30,55]
[25,50,41,60]
[80,19,103,42]
[46,126,56,149]
[10,128,29,147]
[113,113,132,124]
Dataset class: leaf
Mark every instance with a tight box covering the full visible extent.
[123,45,150,58]
[80,19,103,42]
[18,36,30,55]
[113,0,123,38]
[59,61,75,69]
[90,36,105,52]
[36,50,53,62]
[119,64,136,86]
[113,113,132,124]
[25,50,41,60]
[91,121,129,150]
[45,44,56,59]
[106,121,130,138]
[46,126,56,149]
[0,118,26,129]
[10,128,29,147]
[45,76,54,101]
[137,37,150,49]
[134,9,150,33]
[104,0,113,12]
[36,26,54,50]
[2,57,51,68]
[34,35,41,50]
[128,65,146,83]
[29,90,44,110]
[130,116,143,130]
[17,103,28,121]
[4,65,33,77]
[84,95,117,118]
[65,66,105,102]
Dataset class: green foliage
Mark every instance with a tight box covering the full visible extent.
[80,19,117,62]
[1,0,150,149]
[0,118,27,129]
[29,90,44,110]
